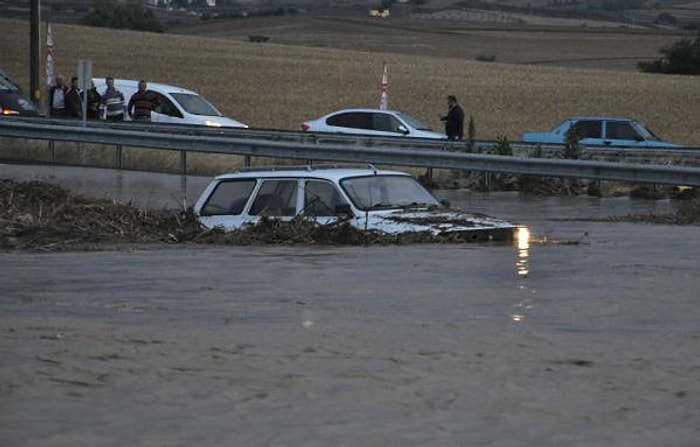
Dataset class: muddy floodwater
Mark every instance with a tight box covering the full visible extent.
[1,164,699,446]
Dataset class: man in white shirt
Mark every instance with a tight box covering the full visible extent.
[48,75,67,118]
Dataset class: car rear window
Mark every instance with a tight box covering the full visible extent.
[327,112,373,130]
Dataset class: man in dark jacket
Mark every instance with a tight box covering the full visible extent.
[440,95,465,140]
[128,80,159,122]
[65,76,82,119]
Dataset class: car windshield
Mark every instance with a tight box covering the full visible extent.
[340,174,440,211]
[170,93,222,117]
[395,112,433,131]
[636,122,662,141]
[0,77,22,93]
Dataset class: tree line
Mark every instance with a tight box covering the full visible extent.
[638,34,700,75]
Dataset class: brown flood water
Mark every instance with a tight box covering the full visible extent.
[1,164,699,446]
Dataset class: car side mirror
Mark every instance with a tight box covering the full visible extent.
[335,204,354,216]
[397,125,409,135]
[440,199,451,208]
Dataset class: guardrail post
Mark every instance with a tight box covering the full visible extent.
[180,150,187,175]
[244,155,251,168]
[47,140,55,163]
[115,145,122,170]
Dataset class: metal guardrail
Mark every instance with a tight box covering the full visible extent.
[10,117,700,159]
[2,118,700,186]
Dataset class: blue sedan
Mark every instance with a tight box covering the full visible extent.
[522,116,684,148]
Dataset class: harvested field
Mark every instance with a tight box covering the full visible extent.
[2,15,699,147]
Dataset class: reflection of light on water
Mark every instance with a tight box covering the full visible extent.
[511,227,532,324]
[516,226,530,278]
[302,310,314,328]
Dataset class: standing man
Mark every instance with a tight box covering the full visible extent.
[85,80,102,120]
[99,77,126,122]
[128,80,159,122]
[48,74,67,118]
[65,76,82,119]
[440,95,465,140]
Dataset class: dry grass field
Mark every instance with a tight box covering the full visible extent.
[2,16,699,146]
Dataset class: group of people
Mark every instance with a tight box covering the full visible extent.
[48,75,466,138]
[48,76,159,122]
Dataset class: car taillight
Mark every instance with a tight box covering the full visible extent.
[2,108,20,116]
[300,123,310,132]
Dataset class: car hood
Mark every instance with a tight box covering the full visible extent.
[198,115,248,128]
[411,129,448,140]
[358,207,517,239]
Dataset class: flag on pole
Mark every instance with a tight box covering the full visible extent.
[379,62,388,110]
[46,22,55,87]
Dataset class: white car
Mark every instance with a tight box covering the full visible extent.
[193,166,516,241]
[301,109,447,140]
[92,78,247,128]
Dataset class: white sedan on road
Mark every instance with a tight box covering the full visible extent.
[301,108,447,140]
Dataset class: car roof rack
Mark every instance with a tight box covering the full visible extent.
[237,163,377,173]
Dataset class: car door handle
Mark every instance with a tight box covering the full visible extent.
[603,140,612,145]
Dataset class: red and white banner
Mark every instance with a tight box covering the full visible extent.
[379,63,388,110]
[46,22,55,86]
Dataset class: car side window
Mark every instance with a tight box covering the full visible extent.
[154,93,183,118]
[200,179,256,215]
[372,113,403,133]
[327,112,373,130]
[249,179,298,216]
[606,121,641,140]
[304,180,345,216]
[573,120,602,139]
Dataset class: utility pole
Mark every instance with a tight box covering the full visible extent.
[30,0,41,105]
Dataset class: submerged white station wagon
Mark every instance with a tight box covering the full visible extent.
[193,166,517,241]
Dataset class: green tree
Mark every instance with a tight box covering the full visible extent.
[638,34,700,75]
[83,0,163,33]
